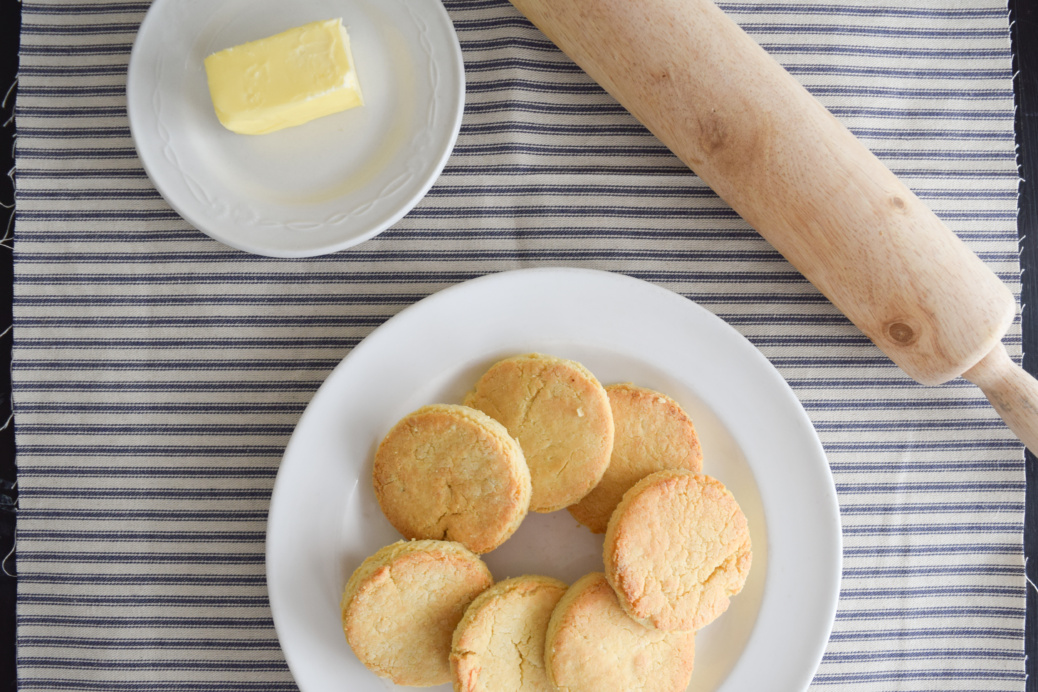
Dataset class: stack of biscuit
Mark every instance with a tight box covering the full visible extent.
[340,353,753,690]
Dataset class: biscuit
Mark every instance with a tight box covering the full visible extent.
[569,383,703,533]
[341,540,494,687]
[373,404,531,554]
[451,575,568,692]
[544,573,695,692]
[604,469,751,632]
[464,353,614,513]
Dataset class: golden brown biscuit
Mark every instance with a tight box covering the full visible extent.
[373,404,531,554]
[544,573,695,692]
[569,383,703,533]
[451,575,568,692]
[341,540,494,687]
[464,353,614,513]
[604,469,751,632]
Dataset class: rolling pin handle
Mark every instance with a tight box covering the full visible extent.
[963,342,1038,456]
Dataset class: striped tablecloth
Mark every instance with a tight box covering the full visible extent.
[14,0,1025,689]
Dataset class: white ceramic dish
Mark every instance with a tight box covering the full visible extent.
[127,0,464,258]
[266,267,841,691]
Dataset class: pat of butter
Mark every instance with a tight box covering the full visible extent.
[203,18,364,135]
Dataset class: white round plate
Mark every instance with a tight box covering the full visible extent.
[266,267,841,691]
[127,0,464,258]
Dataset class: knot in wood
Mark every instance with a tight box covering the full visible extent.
[886,321,917,346]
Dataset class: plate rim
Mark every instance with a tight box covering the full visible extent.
[126,0,466,258]
[265,267,842,691]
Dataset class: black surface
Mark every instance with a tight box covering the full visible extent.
[0,2,1034,691]
[1010,0,1038,690]
[0,0,17,689]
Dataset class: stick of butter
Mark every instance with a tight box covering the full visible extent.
[203,18,364,135]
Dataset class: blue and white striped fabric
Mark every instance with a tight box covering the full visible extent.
[13,0,1024,689]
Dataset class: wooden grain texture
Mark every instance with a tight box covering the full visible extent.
[964,344,1038,455]
[508,0,1018,387]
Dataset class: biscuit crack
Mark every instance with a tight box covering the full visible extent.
[514,375,549,439]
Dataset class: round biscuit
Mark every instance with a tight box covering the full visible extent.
[604,469,752,631]
[569,383,703,533]
[464,353,614,513]
[544,573,695,692]
[451,575,568,692]
[373,404,531,554]
[340,540,494,687]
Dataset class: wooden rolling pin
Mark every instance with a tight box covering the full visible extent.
[508,0,1038,453]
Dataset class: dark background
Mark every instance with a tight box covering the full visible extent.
[1010,0,1037,688]
[1,0,19,689]
[1008,0,1033,688]
[0,1,1034,690]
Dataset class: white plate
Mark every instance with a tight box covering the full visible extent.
[266,268,842,691]
[127,0,464,258]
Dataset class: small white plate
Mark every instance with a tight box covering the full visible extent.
[266,268,842,691]
[127,0,464,258]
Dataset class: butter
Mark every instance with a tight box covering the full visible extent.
[204,18,364,135]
